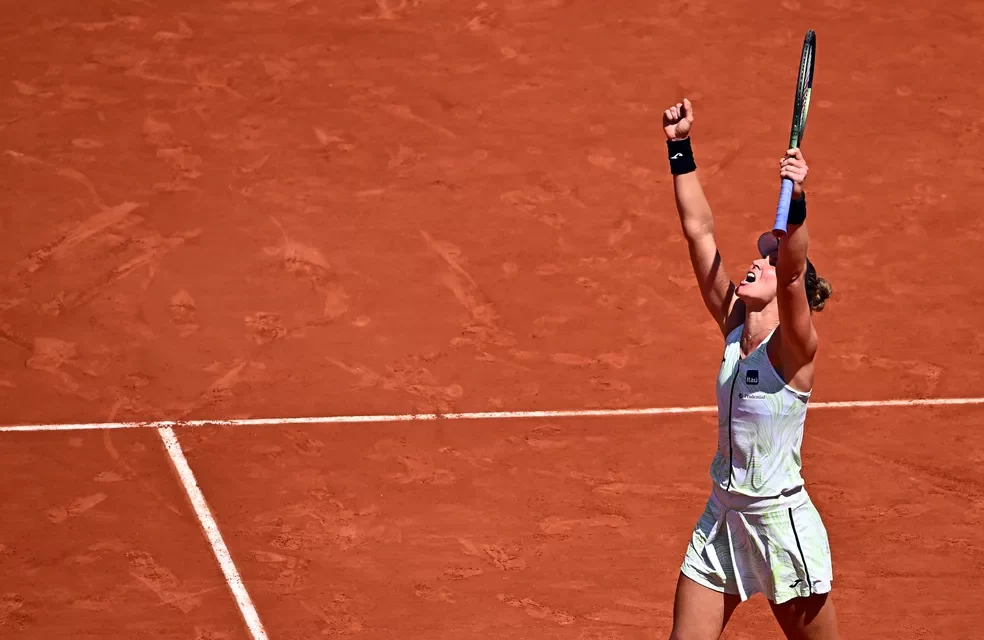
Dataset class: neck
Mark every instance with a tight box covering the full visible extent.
[741,304,779,354]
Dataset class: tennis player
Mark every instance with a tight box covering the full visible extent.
[661,98,840,640]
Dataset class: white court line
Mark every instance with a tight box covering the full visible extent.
[8,395,984,640]
[2,396,984,432]
[157,427,269,640]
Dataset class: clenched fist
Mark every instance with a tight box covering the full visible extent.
[663,98,694,141]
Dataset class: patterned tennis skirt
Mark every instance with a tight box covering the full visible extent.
[680,484,833,604]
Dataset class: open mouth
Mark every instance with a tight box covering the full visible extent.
[743,271,756,284]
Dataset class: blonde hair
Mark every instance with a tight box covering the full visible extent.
[805,259,832,312]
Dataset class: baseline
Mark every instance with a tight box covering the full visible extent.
[1,396,983,433]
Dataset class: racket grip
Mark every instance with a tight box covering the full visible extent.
[772,178,794,238]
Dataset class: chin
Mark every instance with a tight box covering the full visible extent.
[736,283,773,306]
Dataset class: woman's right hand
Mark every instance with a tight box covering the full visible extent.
[662,98,694,140]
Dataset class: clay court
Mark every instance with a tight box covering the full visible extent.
[2,0,983,638]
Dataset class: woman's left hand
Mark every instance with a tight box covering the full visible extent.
[780,148,809,198]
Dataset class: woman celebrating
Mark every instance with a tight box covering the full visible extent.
[661,98,840,640]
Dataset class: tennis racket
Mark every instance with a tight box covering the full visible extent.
[772,29,816,238]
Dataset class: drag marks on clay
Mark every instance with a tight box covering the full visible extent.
[442,565,485,581]
[362,0,422,22]
[26,338,97,400]
[0,528,236,638]
[607,217,634,248]
[530,313,569,338]
[12,81,52,98]
[71,138,104,150]
[498,176,586,229]
[125,60,245,100]
[241,459,402,564]
[380,103,458,139]
[127,549,215,612]
[282,428,325,456]
[497,593,576,625]
[142,115,205,193]
[574,275,625,311]
[385,144,425,177]
[0,593,34,632]
[258,500,401,556]
[3,146,203,324]
[438,444,499,471]
[506,423,571,451]
[458,538,527,571]
[170,290,200,336]
[369,437,457,485]
[584,145,670,195]
[42,229,202,316]
[46,493,108,524]
[250,550,311,594]
[422,230,515,351]
[192,361,260,410]
[548,350,635,406]
[388,456,457,486]
[3,153,142,269]
[463,4,500,32]
[193,627,235,640]
[60,85,125,111]
[329,357,465,412]
[245,313,288,346]
[298,596,366,636]
[49,167,106,210]
[530,249,672,343]
[222,0,302,12]
[93,470,125,483]
[63,539,221,615]
[413,583,455,603]
[101,428,187,517]
[583,604,660,628]
[592,481,707,498]
[537,514,628,535]
[152,17,195,43]
[267,217,355,325]
[269,219,329,278]
[10,76,125,110]
[323,284,351,320]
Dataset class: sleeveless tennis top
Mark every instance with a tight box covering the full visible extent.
[709,323,812,499]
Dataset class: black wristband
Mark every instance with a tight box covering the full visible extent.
[788,192,806,225]
[667,138,696,175]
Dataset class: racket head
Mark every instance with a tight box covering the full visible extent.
[788,30,816,149]
[773,30,816,240]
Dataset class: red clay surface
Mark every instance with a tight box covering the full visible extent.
[2,0,984,637]
[180,407,984,639]
[1,430,248,638]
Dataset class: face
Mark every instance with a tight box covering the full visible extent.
[735,247,778,306]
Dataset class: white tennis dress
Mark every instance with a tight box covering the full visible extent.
[680,323,833,604]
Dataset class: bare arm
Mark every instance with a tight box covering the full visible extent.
[775,148,818,365]
[672,171,739,335]
[663,98,739,335]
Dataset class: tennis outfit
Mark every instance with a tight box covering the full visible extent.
[680,323,833,604]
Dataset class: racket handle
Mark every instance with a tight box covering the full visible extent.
[772,178,794,238]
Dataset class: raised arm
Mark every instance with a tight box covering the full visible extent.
[775,148,818,366]
[663,99,740,336]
